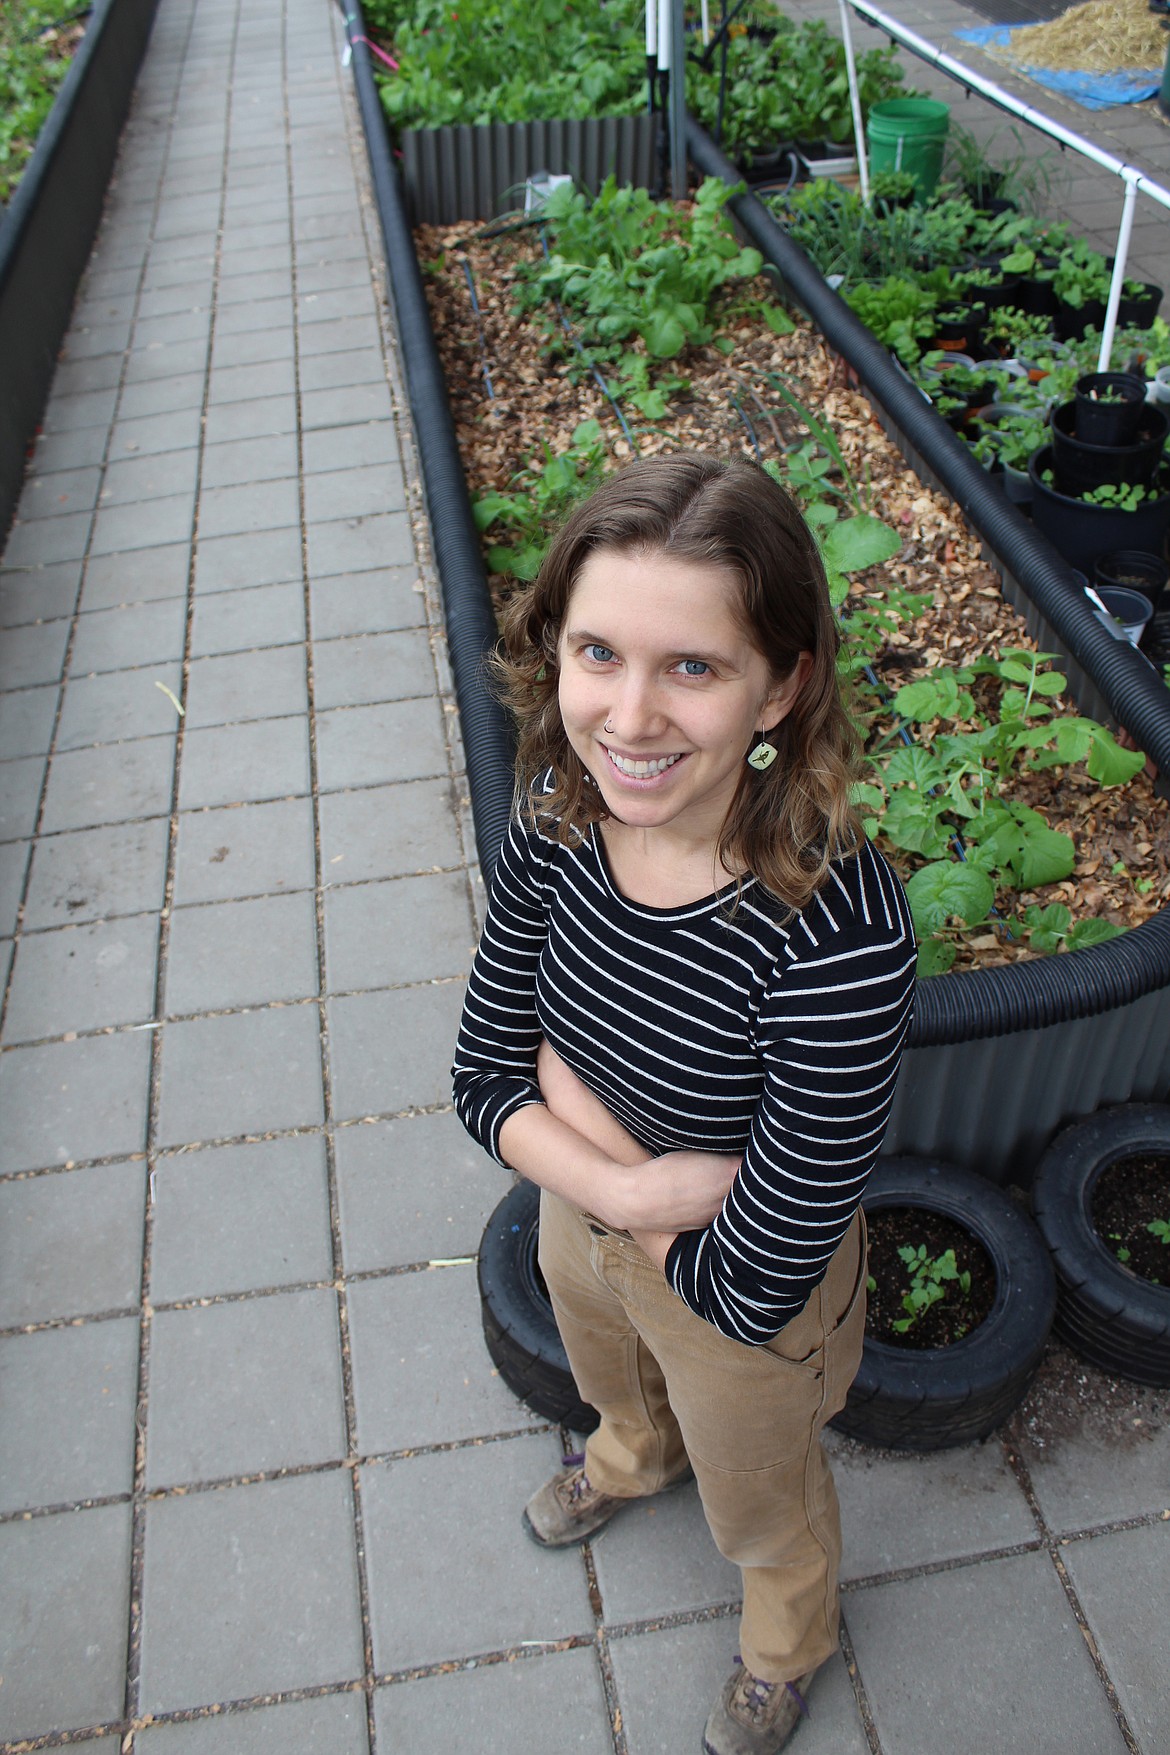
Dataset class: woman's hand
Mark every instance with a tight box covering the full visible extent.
[536,1041,740,1236]
[629,1149,741,1234]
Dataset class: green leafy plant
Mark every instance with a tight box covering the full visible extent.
[686,17,907,156]
[1149,1219,1170,1245]
[515,177,763,380]
[365,0,646,131]
[1078,481,1154,512]
[0,0,87,203]
[473,419,608,579]
[967,410,1047,473]
[851,641,1145,973]
[892,1243,971,1334]
[843,275,938,366]
[1051,240,1112,310]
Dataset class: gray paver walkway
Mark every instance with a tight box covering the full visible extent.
[1,0,1168,1750]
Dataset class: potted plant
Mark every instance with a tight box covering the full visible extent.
[870,167,918,214]
[831,1158,1057,1449]
[1029,449,1170,568]
[1049,399,1168,497]
[968,409,1048,502]
[1051,241,1113,340]
[1032,1105,1170,1384]
[1073,371,1147,446]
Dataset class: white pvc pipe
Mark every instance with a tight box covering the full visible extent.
[838,0,869,201]
[646,1,656,59]
[1099,179,1140,370]
[657,0,670,68]
[839,0,1170,212]
[701,0,710,47]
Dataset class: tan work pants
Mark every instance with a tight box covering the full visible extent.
[538,1189,867,1684]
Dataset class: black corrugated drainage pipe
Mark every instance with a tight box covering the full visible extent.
[688,118,1170,783]
[345,9,516,884]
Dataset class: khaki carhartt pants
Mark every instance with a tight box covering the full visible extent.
[538,1190,867,1684]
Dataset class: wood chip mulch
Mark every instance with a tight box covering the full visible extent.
[417,216,1170,970]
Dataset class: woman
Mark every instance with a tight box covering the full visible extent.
[453,452,916,1755]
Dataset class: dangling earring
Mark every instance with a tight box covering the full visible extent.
[747,733,777,771]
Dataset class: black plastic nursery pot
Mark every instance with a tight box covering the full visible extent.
[1073,373,1147,449]
[0,0,161,548]
[1029,449,1170,575]
[344,18,1170,1189]
[1050,401,1168,498]
[1095,549,1167,614]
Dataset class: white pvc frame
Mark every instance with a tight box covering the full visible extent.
[836,0,1170,370]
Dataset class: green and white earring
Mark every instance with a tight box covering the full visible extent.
[746,734,777,771]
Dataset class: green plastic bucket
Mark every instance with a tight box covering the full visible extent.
[866,98,950,203]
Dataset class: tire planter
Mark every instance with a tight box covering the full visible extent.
[479,1165,1057,1451]
[478,1179,598,1433]
[0,0,161,547]
[832,1157,1057,1450]
[1031,1104,1170,1385]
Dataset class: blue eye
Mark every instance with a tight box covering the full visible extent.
[585,644,615,664]
[680,659,710,677]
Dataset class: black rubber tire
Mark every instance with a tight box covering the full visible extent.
[478,1180,599,1433]
[832,1156,1057,1452]
[1031,1103,1170,1386]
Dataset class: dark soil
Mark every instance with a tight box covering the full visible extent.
[865,1206,997,1348]
[1091,1152,1170,1286]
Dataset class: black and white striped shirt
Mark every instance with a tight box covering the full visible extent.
[453,807,917,1344]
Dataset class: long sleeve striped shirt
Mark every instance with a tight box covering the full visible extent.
[453,807,917,1344]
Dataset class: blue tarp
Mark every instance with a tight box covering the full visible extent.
[955,24,1161,109]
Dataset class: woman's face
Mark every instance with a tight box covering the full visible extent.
[556,547,808,848]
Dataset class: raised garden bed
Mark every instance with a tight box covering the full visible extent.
[345,18,1170,1189]
[0,0,160,546]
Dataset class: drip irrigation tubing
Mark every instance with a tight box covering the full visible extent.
[342,16,1170,1044]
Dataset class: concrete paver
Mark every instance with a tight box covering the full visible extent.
[333,1109,511,1269]
[374,1647,613,1754]
[0,1160,146,1324]
[150,1133,332,1300]
[846,1550,1130,1752]
[138,1473,365,1712]
[137,1695,370,1754]
[1062,1522,1170,1753]
[361,1435,594,1669]
[0,1505,132,1742]
[1,0,1167,1747]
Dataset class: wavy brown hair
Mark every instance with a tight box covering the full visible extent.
[491,450,863,911]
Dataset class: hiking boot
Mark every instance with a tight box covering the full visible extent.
[523,1455,694,1548]
[522,1463,626,1547]
[702,1664,815,1755]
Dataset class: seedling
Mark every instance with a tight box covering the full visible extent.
[892,1243,971,1334]
[1148,1219,1170,1245]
